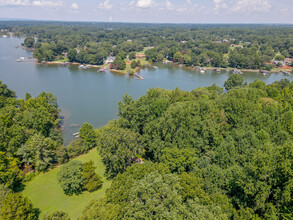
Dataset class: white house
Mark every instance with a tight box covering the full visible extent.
[105,56,116,64]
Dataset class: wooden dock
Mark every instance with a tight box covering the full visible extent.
[134,74,144,80]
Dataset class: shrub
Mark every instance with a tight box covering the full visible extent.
[82,161,103,192]
[67,139,89,158]
[43,211,70,220]
[57,161,84,195]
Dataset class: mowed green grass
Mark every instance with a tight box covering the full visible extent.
[23,149,111,219]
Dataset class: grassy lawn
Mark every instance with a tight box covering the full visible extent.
[53,57,69,63]
[229,44,243,51]
[111,58,149,75]
[22,149,111,219]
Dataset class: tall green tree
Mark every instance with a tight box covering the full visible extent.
[0,193,36,220]
[98,126,143,177]
[67,49,77,62]
[224,74,244,90]
[79,123,97,148]
[57,161,84,195]
[24,37,35,48]
[129,51,136,60]
[82,161,103,192]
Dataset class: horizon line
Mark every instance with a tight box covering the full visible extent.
[1,18,293,25]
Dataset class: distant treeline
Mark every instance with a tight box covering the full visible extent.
[2,21,292,70]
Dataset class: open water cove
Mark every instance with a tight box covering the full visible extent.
[1,37,292,143]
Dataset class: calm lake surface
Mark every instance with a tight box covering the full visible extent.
[1,37,292,143]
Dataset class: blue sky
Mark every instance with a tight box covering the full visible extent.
[0,0,292,23]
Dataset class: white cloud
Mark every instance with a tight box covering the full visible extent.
[70,2,78,10]
[165,0,174,11]
[98,0,113,9]
[231,0,271,13]
[177,7,187,13]
[213,0,223,12]
[0,0,30,6]
[186,0,191,4]
[136,0,154,8]
[32,0,63,7]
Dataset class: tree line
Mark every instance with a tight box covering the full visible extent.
[10,22,293,70]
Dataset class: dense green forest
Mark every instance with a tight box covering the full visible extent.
[1,75,293,219]
[1,21,293,219]
[2,22,293,70]
[81,77,293,219]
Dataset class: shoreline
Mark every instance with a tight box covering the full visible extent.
[170,62,292,73]
[39,60,292,75]
[45,61,147,76]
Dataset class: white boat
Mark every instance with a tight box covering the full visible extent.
[84,65,91,69]
[232,69,243,74]
[200,67,205,73]
[73,132,80,137]
[78,64,84,69]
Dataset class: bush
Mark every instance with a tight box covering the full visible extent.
[23,173,38,183]
[57,161,84,195]
[129,70,135,76]
[274,54,285,61]
[43,211,70,220]
[129,51,136,60]
[136,60,141,67]
[67,138,89,158]
[82,161,103,192]
[55,145,69,164]
[0,184,11,210]
[130,60,137,69]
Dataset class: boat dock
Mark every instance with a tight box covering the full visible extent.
[73,132,80,138]
[16,56,36,62]
[134,74,144,80]
[281,71,291,76]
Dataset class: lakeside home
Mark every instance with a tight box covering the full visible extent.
[273,60,286,66]
[105,56,116,64]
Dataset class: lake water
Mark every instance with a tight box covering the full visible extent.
[0,37,292,143]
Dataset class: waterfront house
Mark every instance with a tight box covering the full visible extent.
[105,56,116,64]
[273,60,285,66]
